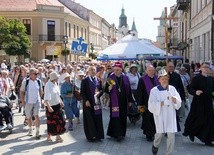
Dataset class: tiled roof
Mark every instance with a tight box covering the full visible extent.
[0,0,80,18]
[0,0,37,11]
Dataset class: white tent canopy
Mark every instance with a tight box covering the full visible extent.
[98,35,169,60]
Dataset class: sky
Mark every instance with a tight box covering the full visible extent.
[74,0,176,41]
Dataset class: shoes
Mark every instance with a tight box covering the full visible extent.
[146,136,154,142]
[47,137,53,142]
[68,123,73,131]
[146,138,152,142]
[88,139,96,142]
[87,137,96,142]
[76,118,80,124]
[205,142,214,147]
[116,136,124,142]
[152,145,158,155]
[189,135,194,142]
[27,129,33,136]
[56,136,63,143]
[18,107,21,113]
[0,125,5,131]
[7,123,13,129]
[24,119,28,126]
[35,131,41,139]
[182,132,188,137]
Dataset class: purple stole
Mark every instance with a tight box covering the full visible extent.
[88,77,102,115]
[109,73,130,118]
[142,74,159,95]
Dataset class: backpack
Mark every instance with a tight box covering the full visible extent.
[24,78,43,102]
[25,78,41,90]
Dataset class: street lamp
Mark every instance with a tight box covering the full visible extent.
[90,43,94,53]
[63,35,68,65]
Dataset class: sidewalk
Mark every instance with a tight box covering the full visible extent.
[0,107,213,155]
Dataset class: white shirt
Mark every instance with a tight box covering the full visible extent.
[58,73,66,86]
[44,80,61,106]
[20,79,41,104]
[148,85,181,133]
[75,78,82,90]
[126,72,140,90]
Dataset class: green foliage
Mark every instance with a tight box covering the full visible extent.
[88,51,98,60]
[0,17,32,55]
[61,48,70,56]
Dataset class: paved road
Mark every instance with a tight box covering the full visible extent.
[0,107,213,155]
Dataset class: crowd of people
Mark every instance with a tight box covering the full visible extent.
[0,58,214,154]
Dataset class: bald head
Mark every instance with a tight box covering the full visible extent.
[167,62,175,72]
[146,65,155,77]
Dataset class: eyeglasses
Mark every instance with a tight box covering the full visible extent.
[202,66,210,68]
[114,69,121,71]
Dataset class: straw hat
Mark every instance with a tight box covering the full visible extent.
[77,70,85,76]
[63,73,71,79]
[49,72,59,81]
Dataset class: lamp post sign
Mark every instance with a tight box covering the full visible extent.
[63,35,68,65]
[71,37,88,55]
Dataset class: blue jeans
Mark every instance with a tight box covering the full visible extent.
[64,98,79,119]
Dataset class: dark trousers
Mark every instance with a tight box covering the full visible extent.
[0,107,11,125]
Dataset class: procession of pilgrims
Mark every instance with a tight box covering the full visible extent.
[1,59,214,150]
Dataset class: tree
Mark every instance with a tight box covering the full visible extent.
[61,48,70,56]
[0,17,32,56]
[0,16,10,50]
[88,51,98,60]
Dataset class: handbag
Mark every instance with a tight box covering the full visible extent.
[9,90,17,101]
[72,76,82,101]
[73,86,82,101]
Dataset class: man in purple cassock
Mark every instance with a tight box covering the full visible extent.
[137,65,159,142]
[105,61,133,141]
[80,66,104,142]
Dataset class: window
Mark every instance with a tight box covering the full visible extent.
[68,23,71,37]
[47,20,55,41]
[23,19,31,35]
[77,26,79,38]
[74,25,76,38]
[85,28,87,40]
[65,22,68,36]
[81,27,83,38]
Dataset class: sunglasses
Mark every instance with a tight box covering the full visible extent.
[31,73,38,75]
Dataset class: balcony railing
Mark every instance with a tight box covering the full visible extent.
[39,35,64,42]
[177,0,190,10]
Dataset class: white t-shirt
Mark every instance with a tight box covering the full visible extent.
[20,78,41,104]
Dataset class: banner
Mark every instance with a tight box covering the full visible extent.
[46,46,61,55]
[71,37,88,55]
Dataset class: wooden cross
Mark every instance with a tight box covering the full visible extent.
[154,7,178,64]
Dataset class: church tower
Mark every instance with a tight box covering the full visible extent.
[131,18,138,37]
[118,6,129,36]
[156,10,165,49]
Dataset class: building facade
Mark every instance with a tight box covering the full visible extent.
[0,0,118,62]
[156,0,214,63]
[0,0,92,62]
[188,0,213,62]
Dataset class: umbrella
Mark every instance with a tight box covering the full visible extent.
[40,59,50,63]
